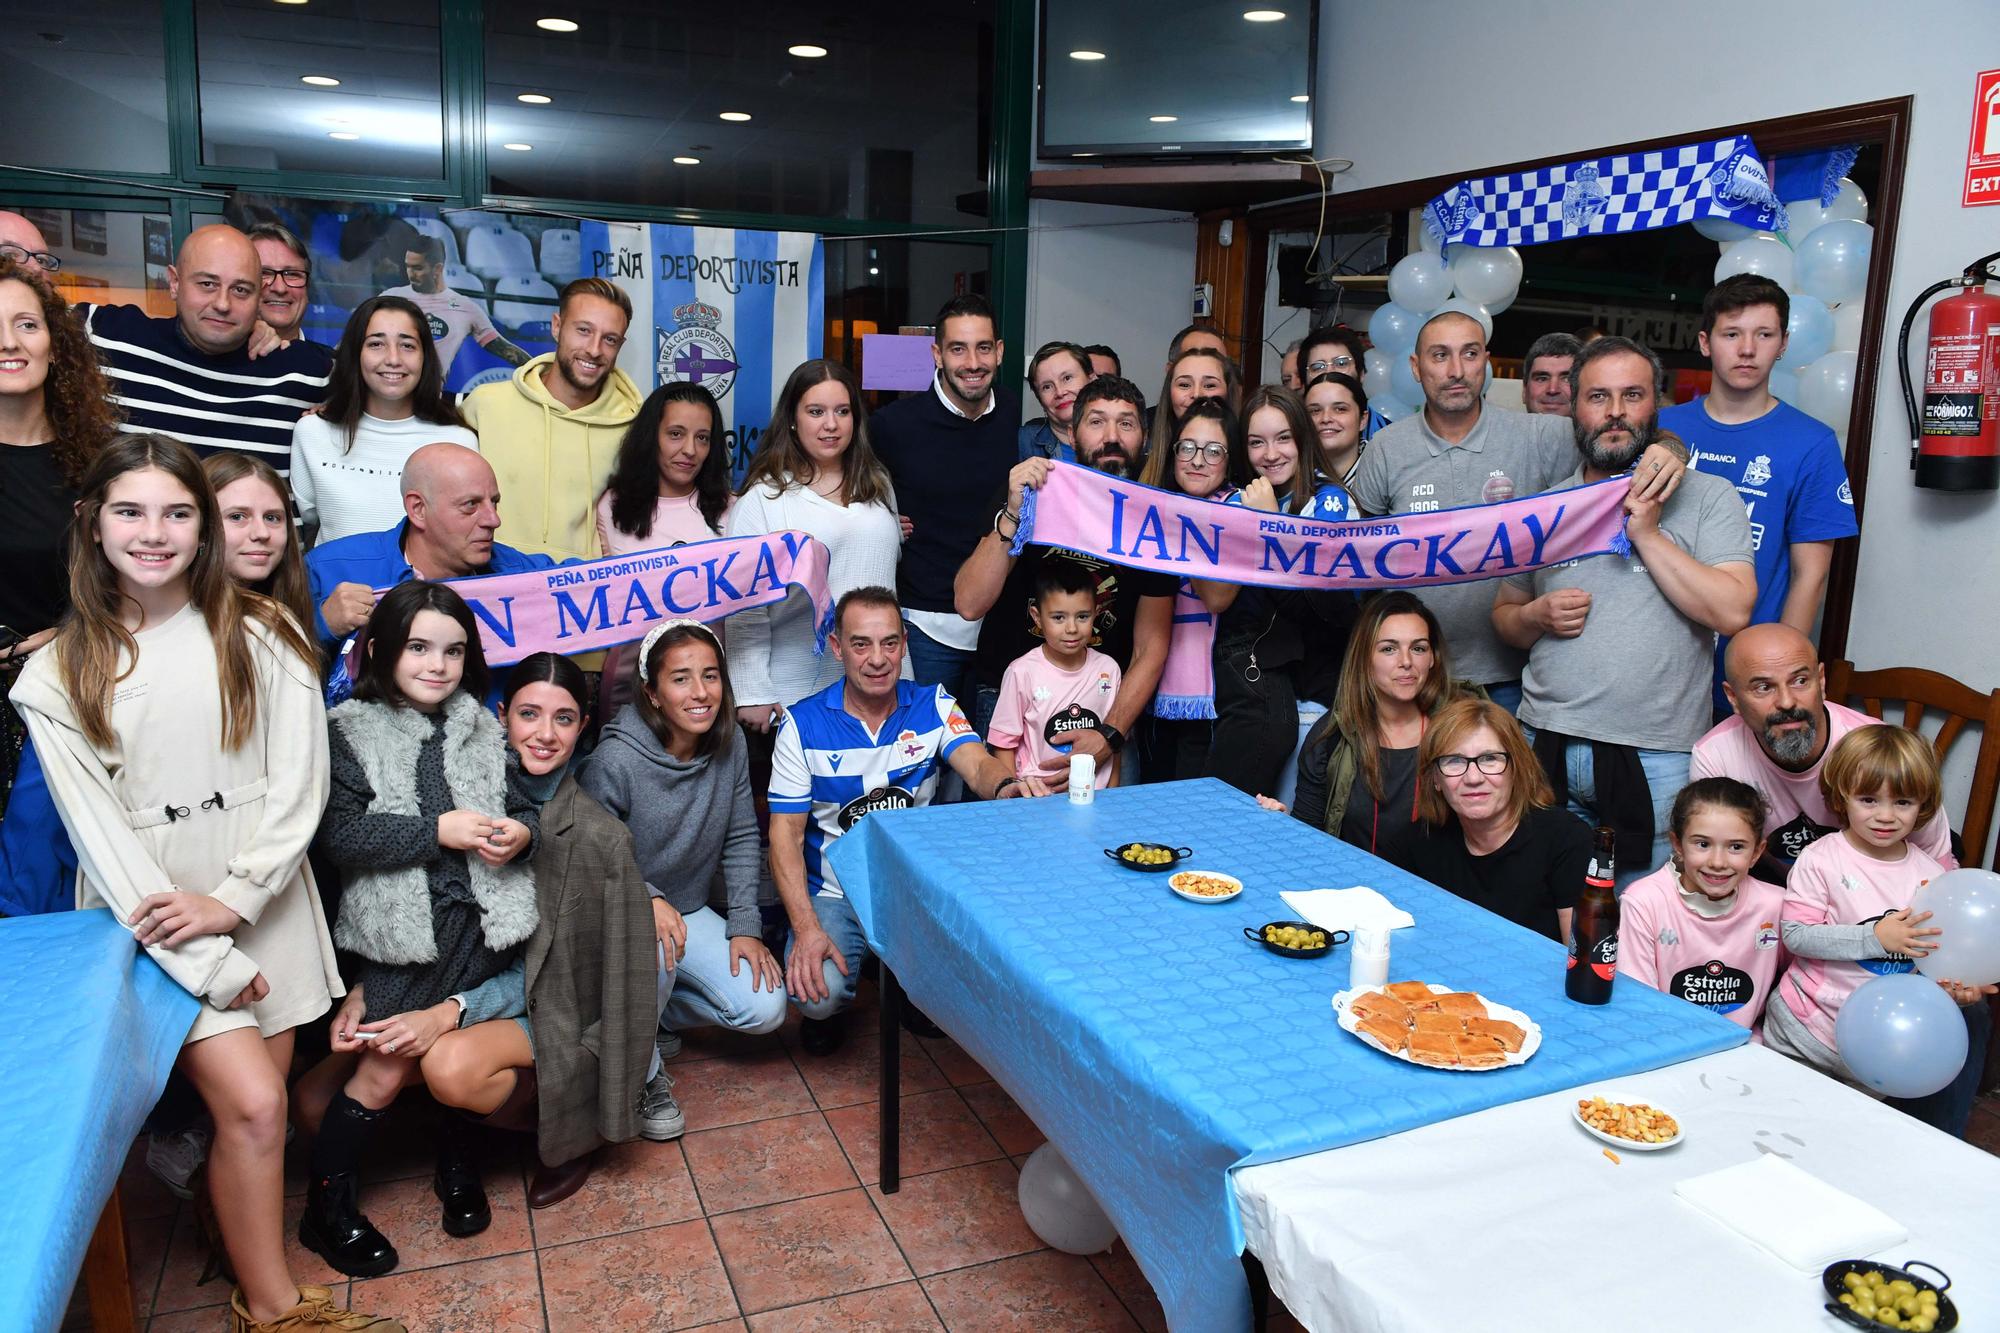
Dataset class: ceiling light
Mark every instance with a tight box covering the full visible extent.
[787,43,827,58]
[535,17,579,32]
[869,266,880,276]
[516,92,551,104]
[673,155,700,165]
[1291,94,1310,103]
[301,74,340,86]
[502,142,533,151]
[1149,115,1178,123]
[1068,49,1106,60]
[328,131,360,140]
[1244,9,1286,20]
[719,111,751,122]
[274,0,309,6]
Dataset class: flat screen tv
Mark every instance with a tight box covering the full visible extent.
[1038,2,1316,159]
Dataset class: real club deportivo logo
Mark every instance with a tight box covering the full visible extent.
[1043,702,1104,747]
[1756,922,1780,951]
[1838,480,1854,505]
[1743,454,1773,487]
[657,301,740,401]
[837,785,914,830]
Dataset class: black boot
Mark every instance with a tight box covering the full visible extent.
[433,1117,491,1238]
[300,1093,398,1277]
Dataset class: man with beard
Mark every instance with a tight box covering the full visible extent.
[1690,622,1955,875]
[1493,336,1755,885]
[461,277,640,561]
[380,232,530,376]
[954,375,1173,778]
[1350,312,1688,712]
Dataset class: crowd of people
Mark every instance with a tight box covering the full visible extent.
[0,211,1991,1333]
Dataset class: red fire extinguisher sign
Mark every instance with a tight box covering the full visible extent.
[1964,69,2000,208]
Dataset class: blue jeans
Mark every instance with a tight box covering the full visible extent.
[906,621,980,802]
[782,891,871,1021]
[1485,680,1524,715]
[1526,731,1687,892]
[662,905,787,1037]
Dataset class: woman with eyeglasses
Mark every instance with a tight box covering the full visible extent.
[1385,696,1591,942]
[1297,327,1390,441]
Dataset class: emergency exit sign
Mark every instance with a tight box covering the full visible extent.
[1964,68,2000,207]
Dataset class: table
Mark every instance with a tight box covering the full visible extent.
[1236,1042,2000,1332]
[0,909,197,1333]
[827,779,1747,1333]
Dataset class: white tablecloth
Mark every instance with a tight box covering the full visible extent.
[1235,1044,2000,1333]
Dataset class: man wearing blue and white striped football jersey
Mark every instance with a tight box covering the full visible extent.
[769,587,1046,1054]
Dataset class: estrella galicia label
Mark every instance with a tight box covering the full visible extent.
[1043,702,1103,749]
[837,785,914,830]
[1772,809,1834,862]
[1671,960,1754,1014]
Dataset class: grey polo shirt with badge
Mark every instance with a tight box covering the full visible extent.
[1346,405,1575,686]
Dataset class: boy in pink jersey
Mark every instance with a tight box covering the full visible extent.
[988,562,1122,788]
[1619,778,1788,1032]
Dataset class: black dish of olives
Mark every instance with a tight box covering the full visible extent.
[1104,842,1192,872]
[1245,920,1349,958]
[1820,1259,1957,1331]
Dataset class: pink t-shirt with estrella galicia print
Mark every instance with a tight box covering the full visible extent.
[1616,864,1788,1031]
[988,646,1121,786]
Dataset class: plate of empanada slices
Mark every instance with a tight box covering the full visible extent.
[1332,980,1541,1070]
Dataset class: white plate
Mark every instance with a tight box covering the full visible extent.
[1330,982,1543,1070]
[1167,869,1243,903]
[1570,1091,1684,1151]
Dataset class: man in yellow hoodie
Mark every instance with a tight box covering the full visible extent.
[461,276,642,561]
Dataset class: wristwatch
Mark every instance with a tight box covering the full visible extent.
[994,776,1023,797]
[1095,722,1126,753]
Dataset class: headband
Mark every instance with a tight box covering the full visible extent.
[637,618,721,684]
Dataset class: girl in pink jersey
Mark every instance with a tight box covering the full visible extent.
[1765,727,1995,1082]
[1618,778,1788,1031]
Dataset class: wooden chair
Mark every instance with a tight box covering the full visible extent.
[1824,660,2000,1095]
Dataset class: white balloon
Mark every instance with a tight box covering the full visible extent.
[1795,220,1873,306]
[1386,251,1452,313]
[1428,296,1494,342]
[1376,395,1418,422]
[1367,302,1420,357]
[1768,365,1800,405]
[1914,868,2000,988]
[1447,245,1523,307]
[1777,294,1835,368]
[1361,348,1393,403]
[1794,351,1858,431]
[1417,222,1443,252]
[1830,300,1865,353]
[1693,215,1756,245]
[1785,197,1830,242]
[1825,177,1869,224]
[1715,234,1795,291]
[1017,1144,1117,1255]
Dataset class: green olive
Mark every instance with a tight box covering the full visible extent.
[1845,1275,1867,1293]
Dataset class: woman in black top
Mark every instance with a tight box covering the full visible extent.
[1385,697,1590,942]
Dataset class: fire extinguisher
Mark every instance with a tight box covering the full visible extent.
[1900,250,2000,491]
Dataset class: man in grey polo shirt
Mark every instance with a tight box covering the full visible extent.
[1347,311,1687,710]
[1493,336,1756,886]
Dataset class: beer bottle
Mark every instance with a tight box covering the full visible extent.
[1565,826,1619,1005]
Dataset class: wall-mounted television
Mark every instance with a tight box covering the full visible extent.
[1038,2,1316,160]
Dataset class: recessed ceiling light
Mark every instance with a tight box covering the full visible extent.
[869,266,880,276]
[1244,9,1286,20]
[673,155,700,165]
[719,111,751,122]
[1068,49,1106,60]
[787,43,827,58]
[1291,94,1309,103]
[301,74,340,86]
[274,0,309,6]
[502,142,533,151]
[535,17,578,32]
[516,92,551,104]
[1149,115,1178,123]
[328,131,360,140]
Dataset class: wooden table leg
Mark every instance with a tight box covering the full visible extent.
[84,1183,136,1333]
[879,966,903,1194]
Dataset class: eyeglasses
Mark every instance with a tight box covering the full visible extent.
[0,243,61,274]
[1433,751,1511,777]
[1306,354,1355,372]
[260,266,309,289]
[1174,440,1226,462]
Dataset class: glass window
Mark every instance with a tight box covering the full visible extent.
[823,238,991,384]
[194,0,445,179]
[483,1,994,224]
[0,3,170,175]
[0,202,177,315]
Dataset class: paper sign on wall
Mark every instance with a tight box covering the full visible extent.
[1963,68,2000,208]
[861,333,937,391]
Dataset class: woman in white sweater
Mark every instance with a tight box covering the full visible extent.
[11,435,395,1333]
[726,359,903,728]
[289,295,477,544]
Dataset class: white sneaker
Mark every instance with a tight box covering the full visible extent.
[145,1128,210,1199]
[637,1069,685,1141]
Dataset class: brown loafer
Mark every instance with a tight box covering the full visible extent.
[527,1150,595,1209]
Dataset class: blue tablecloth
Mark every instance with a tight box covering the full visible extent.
[0,909,198,1333]
[828,780,1748,1333]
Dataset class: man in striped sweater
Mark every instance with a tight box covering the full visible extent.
[76,224,330,479]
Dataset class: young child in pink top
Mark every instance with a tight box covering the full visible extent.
[988,561,1122,789]
[1765,726,1996,1081]
[1619,778,1788,1032]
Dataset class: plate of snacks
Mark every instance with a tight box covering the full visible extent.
[1571,1092,1683,1151]
[1822,1259,1957,1331]
[1331,980,1541,1070]
[1104,842,1192,872]
[1245,921,1348,958]
[1167,869,1243,903]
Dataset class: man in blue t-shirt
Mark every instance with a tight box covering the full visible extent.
[767,587,1046,1054]
[1659,274,1857,712]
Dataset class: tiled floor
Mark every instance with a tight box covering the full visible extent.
[78,980,2000,1332]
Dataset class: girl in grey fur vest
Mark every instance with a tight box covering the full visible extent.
[300,582,539,1279]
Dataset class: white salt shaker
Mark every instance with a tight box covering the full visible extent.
[1349,925,1391,990]
[1068,752,1095,804]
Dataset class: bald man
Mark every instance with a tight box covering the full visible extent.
[0,211,59,274]
[304,442,560,651]
[74,223,330,476]
[1689,622,1956,872]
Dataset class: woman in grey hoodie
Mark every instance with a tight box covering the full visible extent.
[579,620,786,1132]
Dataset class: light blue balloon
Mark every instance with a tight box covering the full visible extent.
[1368,302,1420,357]
[1914,867,2000,988]
[1376,395,1418,422]
[1768,366,1800,405]
[1360,348,1393,403]
[1390,353,1423,409]
[1794,220,1873,306]
[1834,972,1968,1099]
[1386,251,1452,313]
[1778,294,1835,368]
